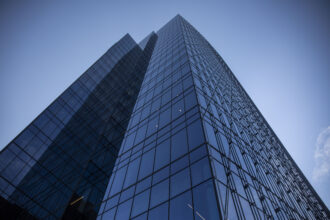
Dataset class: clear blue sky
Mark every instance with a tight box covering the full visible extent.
[1,0,329,208]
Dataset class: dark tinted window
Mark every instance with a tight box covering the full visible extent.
[169,191,193,220]
[193,180,220,220]
[170,167,190,197]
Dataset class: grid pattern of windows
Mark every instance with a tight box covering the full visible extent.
[1,15,328,220]
[0,34,157,219]
[98,15,221,220]
[98,15,329,219]
[179,16,329,219]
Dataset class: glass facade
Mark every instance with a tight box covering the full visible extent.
[0,15,329,220]
[0,33,157,219]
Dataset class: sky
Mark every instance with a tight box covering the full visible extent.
[0,0,329,208]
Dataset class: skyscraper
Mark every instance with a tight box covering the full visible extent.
[0,15,328,220]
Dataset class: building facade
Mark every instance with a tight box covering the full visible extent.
[0,15,329,220]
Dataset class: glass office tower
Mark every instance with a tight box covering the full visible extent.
[0,33,157,219]
[1,15,329,220]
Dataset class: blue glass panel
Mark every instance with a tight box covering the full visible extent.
[214,160,227,184]
[172,99,184,119]
[154,140,170,171]
[170,167,190,197]
[136,176,152,194]
[148,202,168,220]
[131,189,150,217]
[250,186,262,209]
[131,213,147,220]
[150,179,169,208]
[0,149,15,170]
[170,155,189,174]
[209,146,221,161]
[124,157,140,188]
[184,91,197,110]
[183,76,194,90]
[134,124,147,145]
[102,207,116,220]
[189,145,207,164]
[240,196,254,219]
[115,198,132,220]
[193,180,220,220]
[235,147,247,171]
[159,108,171,128]
[161,89,171,105]
[151,99,161,113]
[152,166,169,185]
[138,149,155,180]
[104,194,119,211]
[146,116,159,136]
[191,157,211,186]
[181,63,190,75]
[171,128,188,161]
[204,122,218,148]
[123,132,136,152]
[169,190,193,220]
[219,133,230,156]
[227,192,238,219]
[109,165,128,196]
[120,186,135,202]
[172,83,183,98]
[140,105,151,121]
[197,92,207,108]
[187,120,204,150]
[233,173,246,198]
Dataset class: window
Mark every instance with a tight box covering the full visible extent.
[187,120,204,150]
[152,166,169,185]
[154,140,170,171]
[146,116,159,137]
[131,213,147,220]
[227,192,238,219]
[232,173,246,198]
[189,145,207,163]
[109,165,128,196]
[170,155,189,174]
[101,207,116,220]
[131,190,150,217]
[183,76,193,90]
[120,186,135,203]
[151,98,161,113]
[214,160,227,185]
[218,133,230,156]
[115,199,132,219]
[138,149,155,180]
[171,128,188,161]
[184,91,197,110]
[172,99,184,119]
[191,157,211,186]
[193,180,220,220]
[134,124,147,145]
[104,194,119,211]
[170,167,190,197]
[148,202,168,220]
[135,176,152,194]
[161,89,171,105]
[204,122,218,148]
[150,179,169,208]
[159,107,171,128]
[169,191,193,220]
[197,93,207,108]
[123,132,136,152]
[124,157,140,188]
[240,196,254,219]
[172,82,183,98]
